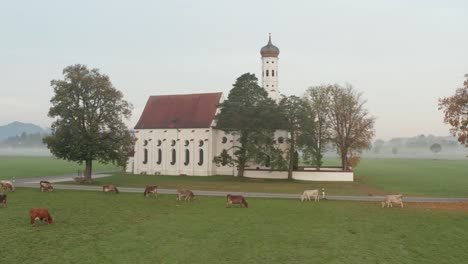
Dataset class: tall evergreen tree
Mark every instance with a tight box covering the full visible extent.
[214,73,283,177]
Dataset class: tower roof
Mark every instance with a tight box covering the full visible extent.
[260,33,280,57]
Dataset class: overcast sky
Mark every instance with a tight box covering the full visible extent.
[1,0,467,140]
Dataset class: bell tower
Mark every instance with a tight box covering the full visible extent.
[260,33,280,101]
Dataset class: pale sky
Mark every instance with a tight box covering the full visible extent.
[1,0,467,140]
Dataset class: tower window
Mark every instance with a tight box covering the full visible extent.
[267,61,269,63]
[222,137,227,144]
[272,61,274,63]
[272,70,275,77]
[272,85,274,87]
[266,85,269,87]
[266,70,269,77]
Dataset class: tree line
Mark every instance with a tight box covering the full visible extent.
[213,73,375,178]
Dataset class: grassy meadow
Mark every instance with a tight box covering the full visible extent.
[0,155,121,180]
[1,188,468,264]
[79,158,468,197]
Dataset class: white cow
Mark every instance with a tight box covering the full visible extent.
[382,194,404,208]
[301,189,320,202]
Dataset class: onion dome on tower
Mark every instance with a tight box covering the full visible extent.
[260,33,280,57]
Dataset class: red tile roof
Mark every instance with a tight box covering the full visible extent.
[134,92,222,129]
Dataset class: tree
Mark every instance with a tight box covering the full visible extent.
[213,73,282,177]
[430,143,442,154]
[277,95,315,179]
[43,64,133,183]
[373,139,385,154]
[438,74,468,148]
[304,85,332,169]
[327,84,375,171]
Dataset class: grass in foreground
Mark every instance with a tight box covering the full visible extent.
[1,188,468,264]
[0,155,121,180]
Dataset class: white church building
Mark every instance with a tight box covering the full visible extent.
[127,35,353,181]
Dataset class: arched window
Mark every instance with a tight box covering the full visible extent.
[199,140,204,147]
[156,149,162,165]
[222,137,227,144]
[278,137,284,144]
[184,149,190,166]
[184,140,189,147]
[157,140,162,146]
[170,149,176,165]
[143,140,148,146]
[198,149,204,166]
[143,149,148,164]
[171,140,176,146]
[272,70,275,77]
[266,70,269,77]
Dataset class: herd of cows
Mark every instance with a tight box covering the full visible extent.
[0,180,404,227]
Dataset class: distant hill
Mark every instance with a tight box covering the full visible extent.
[0,121,49,140]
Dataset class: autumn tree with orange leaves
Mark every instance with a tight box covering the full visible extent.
[438,74,468,148]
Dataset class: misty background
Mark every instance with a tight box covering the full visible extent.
[1,0,467,158]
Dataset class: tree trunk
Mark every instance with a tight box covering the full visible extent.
[84,159,93,183]
[341,152,348,171]
[237,165,245,177]
[288,133,295,180]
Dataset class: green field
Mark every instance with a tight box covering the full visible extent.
[2,156,467,197]
[0,155,121,180]
[76,158,468,197]
[1,189,467,264]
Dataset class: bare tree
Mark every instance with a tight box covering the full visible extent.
[327,84,375,171]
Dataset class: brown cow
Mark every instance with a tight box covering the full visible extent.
[39,181,54,192]
[0,180,15,192]
[30,208,53,226]
[103,185,119,194]
[143,185,158,197]
[0,194,7,207]
[226,194,248,208]
[176,189,195,202]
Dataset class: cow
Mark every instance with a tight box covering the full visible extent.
[30,208,53,226]
[301,189,320,202]
[226,194,248,208]
[382,194,404,208]
[0,194,7,207]
[102,185,119,194]
[143,185,158,197]
[39,181,54,192]
[176,189,195,202]
[0,180,15,192]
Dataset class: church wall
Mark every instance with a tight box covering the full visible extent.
[133,128,216,176]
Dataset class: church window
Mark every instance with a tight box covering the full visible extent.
[272,61,274,63]
[272,70,275,77]
[221,149,228,166]
[272,85,274,87]
[143,149,148,164]
[170,149,176,165]
[184,140,189,146]
[266,70,269,77]
[171,140,176,146]
[143,140,148,146]
[156,149,162,165]
[198,149,204,166]
[222,137,227,144]
[157,140,162,146]
[184,149,190,166]
[266,85,269,87]
[199,140,204,147]
[267,61,269,63]
[278,137,284,144]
